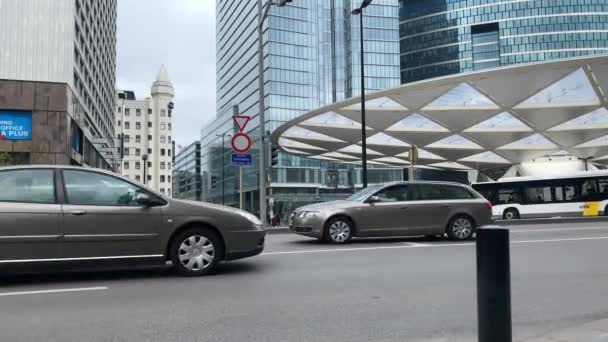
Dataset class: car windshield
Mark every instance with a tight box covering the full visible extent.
[346,184,384,202]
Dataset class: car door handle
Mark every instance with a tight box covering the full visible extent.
[70,210,87,216]
[440,205,452,208]
[400,207,408,210]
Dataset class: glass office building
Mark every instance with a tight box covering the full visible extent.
[400,0,608,83]
[202,0,401,220]
[173,142,202,201]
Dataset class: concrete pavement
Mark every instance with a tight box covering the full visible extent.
[0,222,608,341]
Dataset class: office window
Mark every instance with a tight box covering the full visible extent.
[148,135,152,141]
[123,134,130,143]
[161,136,166,143]
[168,162,171,170]
[161,123,166,130]
[148,161,152,167]
[118,107,122,113]
[148,122,152,128]
[136,109,141,116]
[160,175,165,183]
[124,148,130,156]
[160,188,165,194]
[136,122,141,130]
[168,136,171,142]
[135,175,141,182]
[148,148,152,154]
[168,149,171,157]
[168,124,171,130]
[135,161,141,169]
[124,122,130,129]
[168,176,171,182]
[124,161,129,169]
[161,109,166,117]
[160,162,165,170]
[125,108,130,116]
[135,148,141,156]
[136,135,141,143]
[161,149,165,156]
[117,120,121,126]
[148,108,152,114]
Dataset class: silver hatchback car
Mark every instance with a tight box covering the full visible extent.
[289,181,492,243]
[0,165,265,276]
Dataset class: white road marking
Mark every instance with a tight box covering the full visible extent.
[263,236,608,256]
[510,226,608,233]
[511,236,608,244]
[0,287,108,298]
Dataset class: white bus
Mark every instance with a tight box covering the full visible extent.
[472,170,608,220]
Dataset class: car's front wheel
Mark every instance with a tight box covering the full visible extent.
[170,227,224,276]
[446,215,476,241]
[324,217,353,244]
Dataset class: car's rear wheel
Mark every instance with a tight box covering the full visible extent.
[503,208,520,220]
[170,227,224,276]
[446,215,476,241]
[324,217,353,244]
[604,205,608,216]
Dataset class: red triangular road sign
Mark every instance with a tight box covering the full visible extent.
[233,115,251,133]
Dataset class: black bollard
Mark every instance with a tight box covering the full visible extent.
[476,225,512,342]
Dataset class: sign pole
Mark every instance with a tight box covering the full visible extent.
[239,167,244,209]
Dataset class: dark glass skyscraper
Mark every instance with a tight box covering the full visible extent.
[400,0,608,83]
[202,0,401,220]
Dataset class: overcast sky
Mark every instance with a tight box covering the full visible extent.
[116,0,216,148]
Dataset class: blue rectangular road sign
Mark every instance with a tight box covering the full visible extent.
[0,110,32,140]
[231,153,252,167]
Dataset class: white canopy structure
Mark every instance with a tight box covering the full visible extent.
[272,56,608,174]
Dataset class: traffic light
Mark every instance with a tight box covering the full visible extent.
[271,147,279,167]
[276,0,293,7]
[119,134,124,160]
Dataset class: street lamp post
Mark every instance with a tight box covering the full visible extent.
[142,154,148,186]
[352,0,372,189]
[257,0,292,226]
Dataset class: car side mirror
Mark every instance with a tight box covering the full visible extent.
[367,196,382,204]
[135,192,161,207]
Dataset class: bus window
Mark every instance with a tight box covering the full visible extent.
[524,186,552,204]
[498,188,520,204]
[599,178,608,194]
[554,184,577,201]
[582,180,598,195]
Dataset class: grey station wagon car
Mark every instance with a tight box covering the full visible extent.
[289,181,492,243]
[0,165,265,276]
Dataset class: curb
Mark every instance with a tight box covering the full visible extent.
[264,217,608,235]
[265,227,291,234]
[496,216,608,226]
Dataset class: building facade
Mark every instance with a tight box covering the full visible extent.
[400,0,608,83]
[115,66,174,195]
[0,0,117,169]
[201,0,401,219]
[173,142,202,201]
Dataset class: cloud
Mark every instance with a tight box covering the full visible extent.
[116,0,216,147]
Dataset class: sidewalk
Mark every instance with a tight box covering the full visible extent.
[523,319,608,342]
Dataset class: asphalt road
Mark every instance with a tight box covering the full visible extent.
[2,222,608,342]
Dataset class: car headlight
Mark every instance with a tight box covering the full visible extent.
[298,211,320,218]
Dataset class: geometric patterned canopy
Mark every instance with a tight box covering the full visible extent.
[272,55,608,171]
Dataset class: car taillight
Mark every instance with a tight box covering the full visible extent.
[484,202,492,210]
